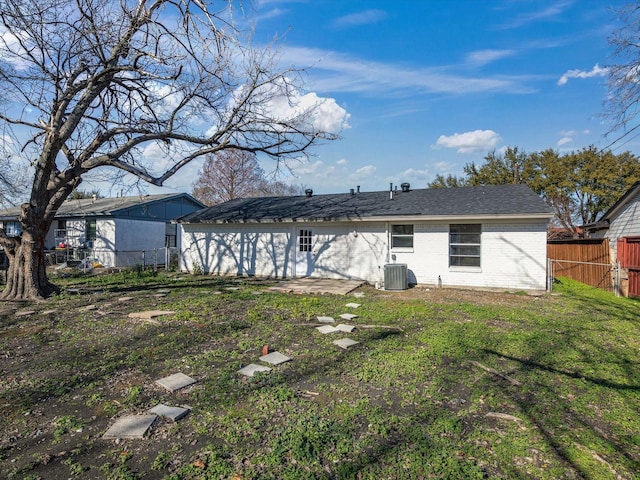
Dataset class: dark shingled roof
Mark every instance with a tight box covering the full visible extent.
[0,193,204,220]
[178,184,554,224]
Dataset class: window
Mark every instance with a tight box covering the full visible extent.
[85,219,97,241]
[299,229,312,252]
[449,224,481,267]
[165,223,177,248]
[391,224,413,248]
[4,221,21,237]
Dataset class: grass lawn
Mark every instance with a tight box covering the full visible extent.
[0,270,639,479]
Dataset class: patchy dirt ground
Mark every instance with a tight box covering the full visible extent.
[1,274,636,480]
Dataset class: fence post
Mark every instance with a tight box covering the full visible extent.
[547,258,553,292]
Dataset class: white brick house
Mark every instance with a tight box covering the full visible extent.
[177,184,553,291]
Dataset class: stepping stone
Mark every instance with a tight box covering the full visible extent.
[155,373,197,392]
[79,305,98,311]
[149,404,190,422]
[156,289,171,294]
[128,310,175,320]
[103,415,157,439]
[335,324,355,333]
[67,288,82,294]
[154,294,167,298]
[118,297,134,302]
[212,290,223,295]
[237,364,272,377]
[316,325,339,334]
[317,316,335,323]
[226,287,240,291]
[15,310,36,317]
[41,310,57,315]
[333,338,360,349]
[353,292,365,298]
[259,351,291,365]
[340,313,358,321]
[345,303,361,309]
[252,291,264,295]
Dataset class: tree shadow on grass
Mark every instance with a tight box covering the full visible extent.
[482,348,640,476]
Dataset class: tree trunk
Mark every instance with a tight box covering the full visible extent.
[0,233,58,301]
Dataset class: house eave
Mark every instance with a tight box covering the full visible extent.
[180,212,555,225]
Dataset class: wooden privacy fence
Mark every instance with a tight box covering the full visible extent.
[547,239,615,292]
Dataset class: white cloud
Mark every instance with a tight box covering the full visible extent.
[558,64,609,86]
[496,1,574,29]
[434,130,501,154]
[280,46,536,96]
[434,161,453,172]
[290,158,324,176]
[336,158,347,165]
[466,49,516,66]
[557,136,572,146]
[351,165,376,178]
[332,10,387,28]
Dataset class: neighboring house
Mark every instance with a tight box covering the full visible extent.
[584,181,640,297]
[177,183,554,291]
[0,193,204,268]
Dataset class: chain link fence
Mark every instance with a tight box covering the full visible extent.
[44,247,181,272]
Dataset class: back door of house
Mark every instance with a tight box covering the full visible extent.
[295,228,314,276]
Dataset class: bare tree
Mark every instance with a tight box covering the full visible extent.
[606,3,640,142]
[192,149,302,205]
[0,0,343,300]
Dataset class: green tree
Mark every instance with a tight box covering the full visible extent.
[463,147,530,186]
[458,146,640,232]
[427,173,467,189]
[0,0,343,300]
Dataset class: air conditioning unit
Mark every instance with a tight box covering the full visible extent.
[384,263,408,290]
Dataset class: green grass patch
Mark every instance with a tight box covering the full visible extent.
[0,274,638,479]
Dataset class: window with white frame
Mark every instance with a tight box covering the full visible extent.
[299,229,312,252]
[391,224,414,248]
[449,224,481,267]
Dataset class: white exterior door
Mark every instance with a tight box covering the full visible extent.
[296,228,314,276]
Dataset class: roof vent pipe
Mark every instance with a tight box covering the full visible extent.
[357,185,360,193]
[389,182,393,191]
[350,188,355,195]
[305,189,313,197]
[401,182,410,192]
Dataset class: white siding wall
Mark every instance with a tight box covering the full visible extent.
[180,224,294,277]
[93,219,116,267]
[605,191,640,260]
[180,219,549,290]
[305,223,388,282]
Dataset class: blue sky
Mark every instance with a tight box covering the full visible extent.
[199,0,629,195]
[121,0,632,197]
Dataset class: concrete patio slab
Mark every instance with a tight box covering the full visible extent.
[316,325,340,334]
[340,313,358,321]
[335,324,355,333]
[238,364,272,377]
[128,310,175,320]
[155,373,197,392]
[149,404,190,422]
[333,338,360,349]
[267,278,363,295]
[103,415,157,439]
[259,351,291,365]
[317,316,335,323]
